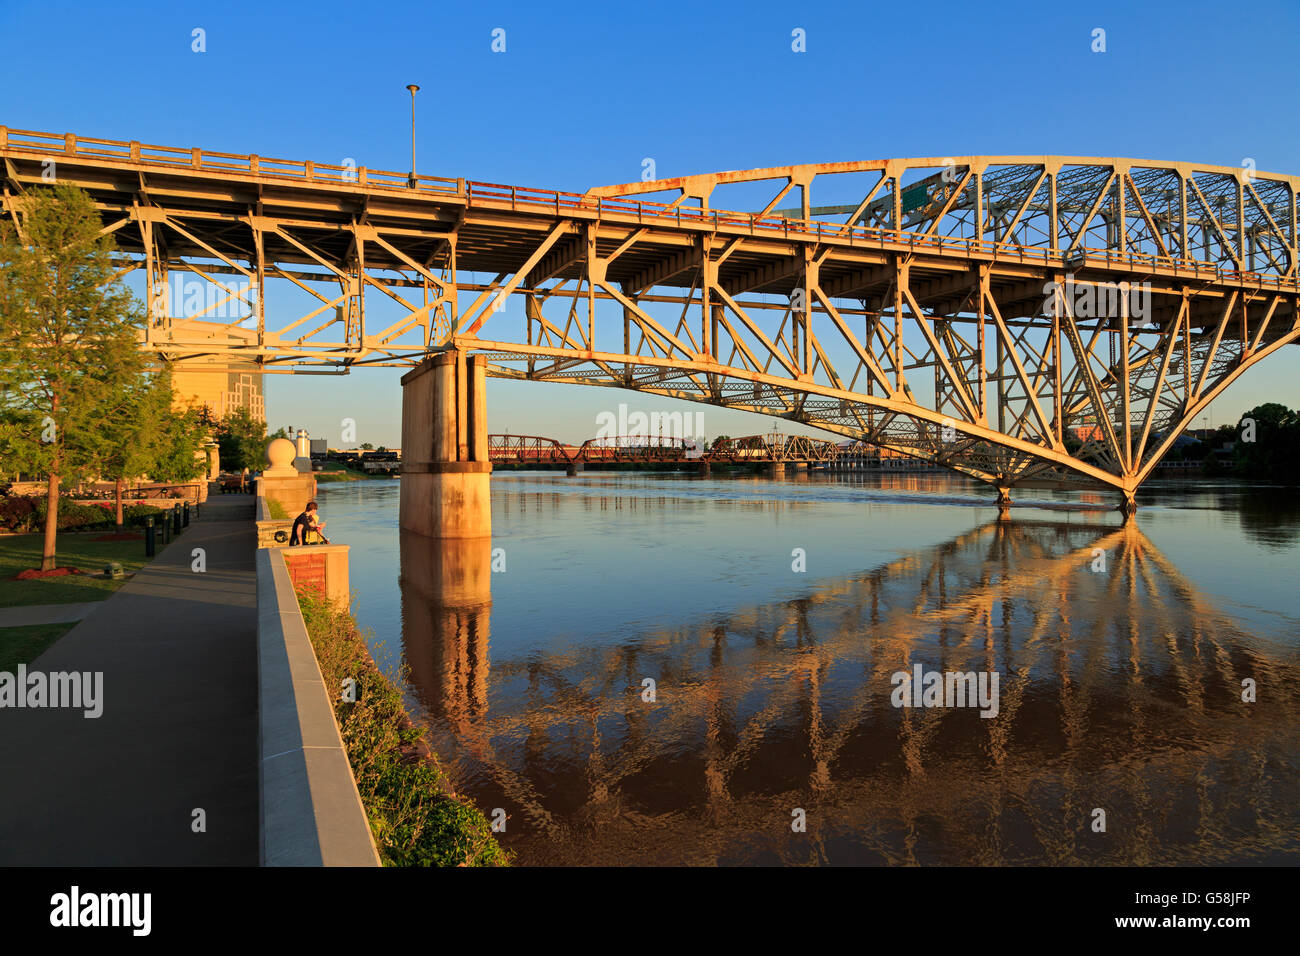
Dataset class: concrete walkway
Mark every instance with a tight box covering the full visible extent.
[0,495,259,865]
[0,601,100,627]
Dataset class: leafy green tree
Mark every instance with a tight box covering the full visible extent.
[1234,403,1300,480]
[88,364,173,529]
[150,403,210,484]
[215,406,268,472]
[0,184,146,569]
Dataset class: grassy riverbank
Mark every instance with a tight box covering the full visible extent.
[296,589,509,867]
[314,465,397,483]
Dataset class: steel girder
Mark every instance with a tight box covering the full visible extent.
[3,127,1299,502]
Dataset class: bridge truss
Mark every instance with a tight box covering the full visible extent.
[4,127,1299,507]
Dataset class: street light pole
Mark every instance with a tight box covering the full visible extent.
[406,84,420,188]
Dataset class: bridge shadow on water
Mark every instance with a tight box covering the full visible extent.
[397,516,1300,866]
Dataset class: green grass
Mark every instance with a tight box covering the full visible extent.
[0,533,153,607]
[296,589,509,867]
[315,465,395,483]
[266,499,289,520]
[0,621,76,670]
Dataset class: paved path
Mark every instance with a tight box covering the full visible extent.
[0,495,259,865]
[0,602,101,628]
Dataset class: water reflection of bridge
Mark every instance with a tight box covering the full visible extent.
[399,515,1300,866]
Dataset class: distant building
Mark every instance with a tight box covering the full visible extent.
[165,320,266,421]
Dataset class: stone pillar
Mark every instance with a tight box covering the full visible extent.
[566,461,583,477]
[259,437,317,514]
[399,351,492,539]
[768,462,785,478]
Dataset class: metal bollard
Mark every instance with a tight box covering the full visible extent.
[145,517,155,557]
[160,512,170,545]
[173,504,182,535]
[183,502,190,527]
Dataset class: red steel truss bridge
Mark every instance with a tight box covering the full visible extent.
[487,432,840,464]
[4,126,1299,510]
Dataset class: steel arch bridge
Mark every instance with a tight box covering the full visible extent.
[4,127,1299,510]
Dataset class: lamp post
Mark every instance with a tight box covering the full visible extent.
[406,84,420,188]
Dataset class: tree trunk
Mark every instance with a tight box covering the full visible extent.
[42,472,59,571]
[115,477,124,530]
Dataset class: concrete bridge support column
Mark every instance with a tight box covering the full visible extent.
[566,461,583,477]
[698,460,711,477]
[1119,490,1138,521]
[399,351,492,539]
[995,486,1012,514]
[768,462,786,478]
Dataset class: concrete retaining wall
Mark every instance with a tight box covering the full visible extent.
[256,546,379,866]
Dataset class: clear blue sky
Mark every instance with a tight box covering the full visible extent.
[4,0,1298,445]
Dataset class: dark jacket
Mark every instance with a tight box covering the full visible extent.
[290,511,315,545]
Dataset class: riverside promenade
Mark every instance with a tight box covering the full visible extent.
[0,495,259,865]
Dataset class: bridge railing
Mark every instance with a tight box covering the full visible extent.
[3,126,1293,289]
[0,126,462,193]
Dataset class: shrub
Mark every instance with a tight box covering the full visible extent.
[0,496,38,533]
[295,589,509,867]
[0,496,168,532]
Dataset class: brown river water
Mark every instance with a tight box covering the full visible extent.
[319,471,1300,865]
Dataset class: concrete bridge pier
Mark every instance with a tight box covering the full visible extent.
[399,350,492,539]
[1119,490,1138,521]
[769,462,786,478]
[566,461,583,477]
[698,460,711,477]
[995,486,1012,514]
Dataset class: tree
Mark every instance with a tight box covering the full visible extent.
[88,364,172,530]
[150,403,210,483]
[360,442,374,450]
[1234,403,1300,480]
[215,406,268,472]
[0,184,146,569]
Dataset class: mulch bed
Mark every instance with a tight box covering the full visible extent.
[14,567,86,580]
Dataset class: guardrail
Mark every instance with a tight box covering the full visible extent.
[255,542,377,867]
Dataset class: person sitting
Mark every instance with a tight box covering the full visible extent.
[289,501,326,545]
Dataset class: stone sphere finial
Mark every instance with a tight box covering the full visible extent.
[264,437,298,475]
